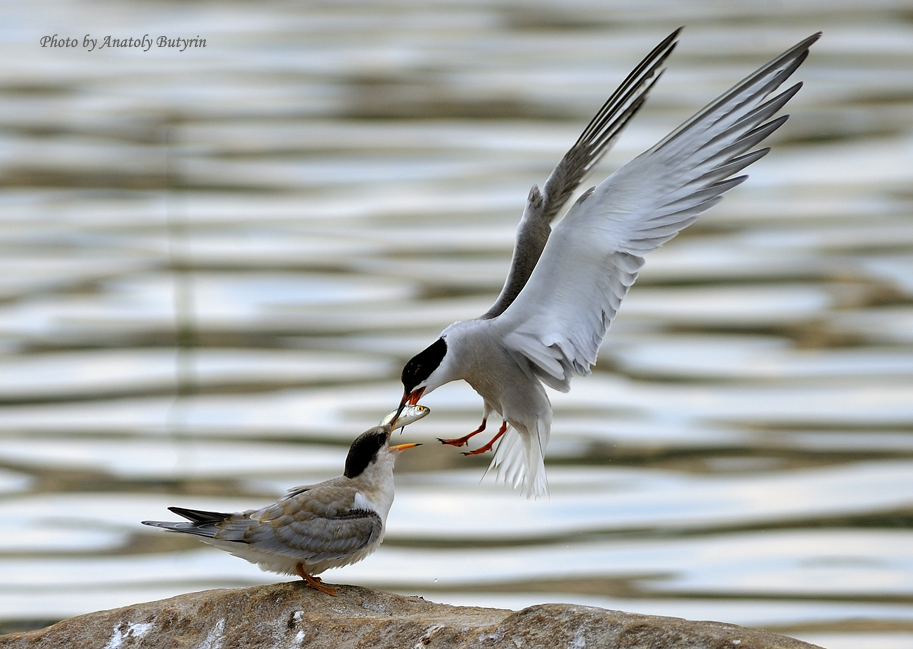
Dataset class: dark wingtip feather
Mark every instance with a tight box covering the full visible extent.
[167,506,230,524]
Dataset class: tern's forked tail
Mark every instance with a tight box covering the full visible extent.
[487,417,550,499]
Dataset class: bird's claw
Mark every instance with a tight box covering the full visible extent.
[460,421,508,456]
[438,420,488,447]
[437,436,470,447]
[296,563,338,596]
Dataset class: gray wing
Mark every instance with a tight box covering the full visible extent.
[228,487,382,562]
[495,33,821,392]
[481,27,680,319]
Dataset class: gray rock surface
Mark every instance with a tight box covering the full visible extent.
[0,582,822,648]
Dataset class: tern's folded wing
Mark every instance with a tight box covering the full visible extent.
[495,33,820,391]
[221,488,383,562]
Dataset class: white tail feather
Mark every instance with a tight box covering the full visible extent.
[487,419,549,498]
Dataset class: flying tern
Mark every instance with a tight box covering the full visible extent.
[141,407,426,595]
[397,29,821,497]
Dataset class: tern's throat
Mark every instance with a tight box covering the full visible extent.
[352,451,397,520]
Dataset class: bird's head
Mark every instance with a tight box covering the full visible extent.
[344,426,420,480]
[395,336,449,422]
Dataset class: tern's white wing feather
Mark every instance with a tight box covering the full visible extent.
[494,33,820,390]
[482,28,680,319]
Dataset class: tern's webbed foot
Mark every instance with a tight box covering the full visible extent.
[296,563,338,596]
[438,419,487,447]
[462,421,508,456]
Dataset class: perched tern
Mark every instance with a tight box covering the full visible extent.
[397,29,821,498]
[141,410,425,595]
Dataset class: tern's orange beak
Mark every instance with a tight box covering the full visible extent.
[389,442,421,452]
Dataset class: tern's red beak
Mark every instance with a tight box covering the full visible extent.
[393,387,426,424]
[391,388,425,427]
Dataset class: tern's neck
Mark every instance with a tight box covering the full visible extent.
[354,451,397,521]
[436,320,495,379]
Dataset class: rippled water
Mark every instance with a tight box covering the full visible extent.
[2,2,913,648]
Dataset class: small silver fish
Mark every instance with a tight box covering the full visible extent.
[380,404,430,428]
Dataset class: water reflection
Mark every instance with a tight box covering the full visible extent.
[1,2,912,648]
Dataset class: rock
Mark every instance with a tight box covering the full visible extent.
[0,582,821,649]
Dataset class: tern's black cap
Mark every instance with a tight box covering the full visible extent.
[344,427,389,479]
[401,337,447,392]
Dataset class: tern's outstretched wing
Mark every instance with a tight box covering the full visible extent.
[495,33,821,391]
[481,28,681,319]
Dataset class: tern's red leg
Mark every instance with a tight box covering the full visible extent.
[438,418,487,447]
[296,563,337,596]
[463,421,508,456]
